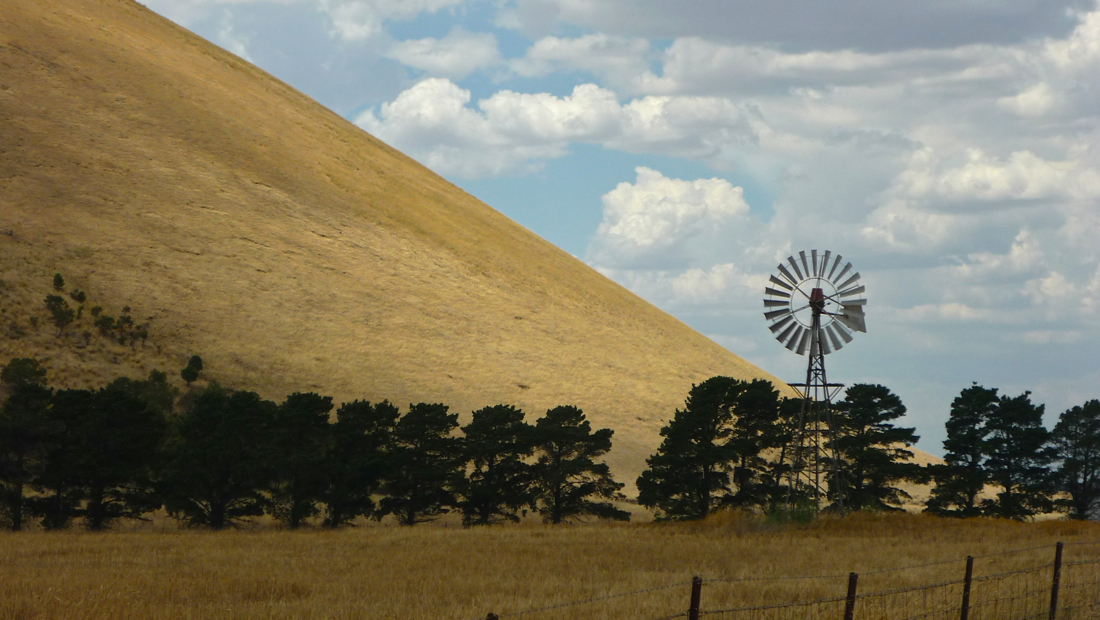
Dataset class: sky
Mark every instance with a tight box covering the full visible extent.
[140,0,1100,456]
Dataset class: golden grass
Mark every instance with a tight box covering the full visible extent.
[2,513,1098,619]
[0,0,827,494]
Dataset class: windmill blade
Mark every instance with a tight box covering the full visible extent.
[787,327,805,351]
[777,264,798,286]
[835,262,853,284]
[795,329,810,355]
[828,254,843,280]
[787,256,804,280]
[838,284,865,298]
[825,324,844,352]
[837,305,867,333]
[820,250,832,278]
[820,329,833,355]
[799,251,810,279]
[769,315,794,334]
[837,298,866,305]
[834,321,854,343]
[811,249,819,277]
[764,308,791,321]
[764,299,789,308]
[777,321,799,343]
[784,325,805,351]
[837,273,861,291]
[765,287,791,299]
[769,275,794,291]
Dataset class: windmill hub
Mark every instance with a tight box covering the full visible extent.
[809,288,826,313]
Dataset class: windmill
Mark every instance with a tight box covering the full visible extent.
[763,250,866,512]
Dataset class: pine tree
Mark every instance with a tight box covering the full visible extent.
[983,391,1054,519]
[180,355,203,386]
[379,403,463,525]
[1,358,48,391]
[925,384,998,517]
[828,384,921,511]
[160,384,275,528]
[637,377,740,520]
[34,384,165,530]
[1052,400,1100,519]
[458,404,535,526]
[322,400,399,527]
[727,380,785,510]
[43,295,75,337]
[0,381,53,530]
[531,405,628,524]
[269,392,333,528]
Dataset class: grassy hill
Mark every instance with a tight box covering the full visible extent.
[0,0,931,495]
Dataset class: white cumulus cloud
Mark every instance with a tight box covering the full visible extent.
[586,167,755,268]
[386,28,500,78]
[356,79,759,177]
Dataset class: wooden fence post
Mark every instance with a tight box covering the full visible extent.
[1049,542,1064,620]
[843,572,859,620]
[960,555,974,620]
[688,576,703,620]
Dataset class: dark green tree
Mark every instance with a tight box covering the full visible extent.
[112,370,179,417]
[727,380,785,510]
[180,365,199,386]
[828,384,921,511]
[52,273,64,291]
[767,397,806,503]
[1052,400,1100,519]
[94,314,116,336]
[982,391,1054,519]
[532,405,628,524]
[269,392,333,528]
[637,377,740,520]
[1051,402,1100,518]
[925,384,999,517]
[34,384,165,530]
[160,384,275,528]
[69,289,86,304]
[378,403,463,525]
[457,404,535,526]
[1,358,48,391]
[181,355,203,386]
[322,400,399,528]
[44,295,75,337]
[0,381,54,530]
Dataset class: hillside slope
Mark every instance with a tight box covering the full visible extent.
[0,0,917,494]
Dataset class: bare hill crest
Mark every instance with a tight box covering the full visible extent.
[0,0,906,493]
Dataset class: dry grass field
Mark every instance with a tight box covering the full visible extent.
[0,0,829,493]
[2,513,1099,620]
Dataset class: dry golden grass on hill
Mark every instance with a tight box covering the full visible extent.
[0,0,823,493]
[1,513,1098,620]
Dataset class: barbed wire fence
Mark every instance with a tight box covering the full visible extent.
[474,541,1100,620]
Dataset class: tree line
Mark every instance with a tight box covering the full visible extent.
[635,377,1100,522]
[4,351,1098,530]
[0,358,628,531]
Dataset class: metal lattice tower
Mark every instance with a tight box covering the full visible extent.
[763,250,867,513]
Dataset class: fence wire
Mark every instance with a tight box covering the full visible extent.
[475,541,1100,620]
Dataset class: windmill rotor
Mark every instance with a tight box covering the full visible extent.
[763,250,866,355]
[763,250,868,514]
